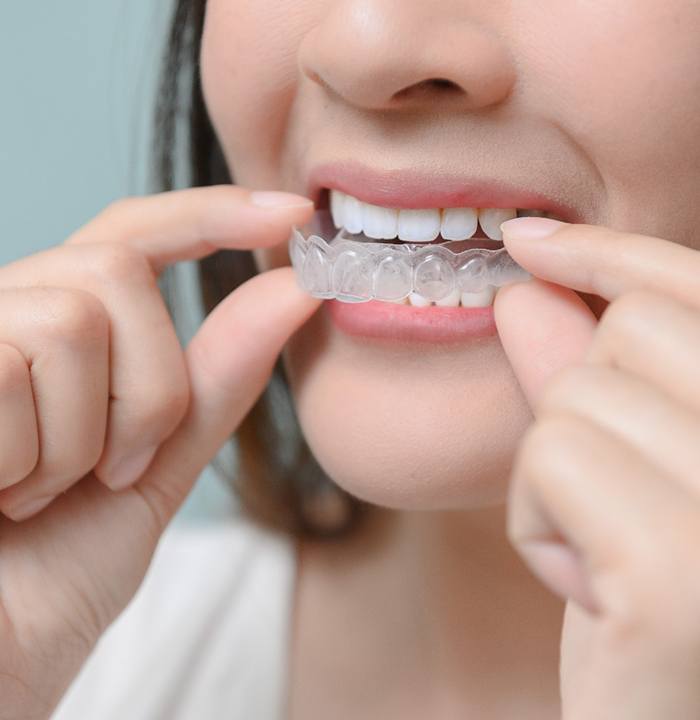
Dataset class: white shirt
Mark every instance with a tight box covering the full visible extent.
[51,503,296,720]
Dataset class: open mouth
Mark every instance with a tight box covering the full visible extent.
[289,165,590,341]
[289,188,555,308]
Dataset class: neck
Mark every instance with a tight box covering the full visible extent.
[290,505,565,718]
[392,506,565,705]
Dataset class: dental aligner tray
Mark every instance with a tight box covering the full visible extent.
[289,210,531,303]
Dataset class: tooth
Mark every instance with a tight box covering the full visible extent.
[385,296,408,304]
[362,202,399,239]
[478,208,517,241]
[343,194,364,234]
[408,292,432,307]
[330,190,346,229]
[435,289,461,307]
[398,209,441,242]
[460,286,496,308]
[440,208,478,241]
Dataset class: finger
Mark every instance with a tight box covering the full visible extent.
[538,364,700,496]
[0,244,190,491]
[507,411,700,620]
[586,290,700,412]
[493,279,597,409]
[500,218,700,310]
[65,186,315,275]
[0,288,109,521]
[0,342,39,491]
[133,267,322,528]
[0,190,314,492]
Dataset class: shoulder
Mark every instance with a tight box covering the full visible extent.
[52,512,296,720]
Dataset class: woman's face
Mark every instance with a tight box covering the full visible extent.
[200,1,700,510]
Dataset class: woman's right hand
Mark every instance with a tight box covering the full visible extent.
[0,186,319,720]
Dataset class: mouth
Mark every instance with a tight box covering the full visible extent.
[291,162,586,342]
[296,163,570,307]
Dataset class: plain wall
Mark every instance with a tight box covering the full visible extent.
[0,1,171,264]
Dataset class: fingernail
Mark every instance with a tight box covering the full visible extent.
[250,191,314,209]
[104,445,158,492]
[500,217,568,240]
[6,495,54,522]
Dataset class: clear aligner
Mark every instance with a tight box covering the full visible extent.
[289,210,531,304]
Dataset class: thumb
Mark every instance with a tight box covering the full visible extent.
[493,279,597,410]
[136,266,321,527]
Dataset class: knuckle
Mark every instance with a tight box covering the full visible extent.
[512,421,553,489]
[83,434,107,473]
[590,291,657,362]
[0,347,39,483]
[13,439,100,495]
[0,343,29,391]
[0,444,39,489]
[65,197,140,246]
[63,441,104,482]
[600,290,654,333]
[33,287,109,345]
[133,375,190,438]
[16,448,40,482]
[101,196,138,221]
[88,241,152,286]
[506,418,571,546]
[538,364,592,411]
[515,415,580,484]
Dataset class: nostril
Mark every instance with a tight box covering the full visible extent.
[426,78,462,92]
[393,77,466,102]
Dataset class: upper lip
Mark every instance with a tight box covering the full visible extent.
[307,161,584,223]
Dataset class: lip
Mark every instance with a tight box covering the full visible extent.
[307,160,583,223]
[325,299,498,344]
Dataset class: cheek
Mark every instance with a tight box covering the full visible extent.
[520,3,700,147]
[517,2,700,236]
[200,0,311,185]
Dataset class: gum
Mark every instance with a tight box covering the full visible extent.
[289,210,531,304]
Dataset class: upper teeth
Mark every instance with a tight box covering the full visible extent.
[329,189,544,243]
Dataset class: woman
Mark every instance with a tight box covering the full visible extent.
[2,1,700,718]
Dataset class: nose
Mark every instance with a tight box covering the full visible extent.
[299,0,516,112]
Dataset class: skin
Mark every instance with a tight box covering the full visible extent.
[1,1,700,719]
[198,0,700,717]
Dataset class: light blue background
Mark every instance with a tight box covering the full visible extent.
[0,2,171,262]
[0,2,233,522]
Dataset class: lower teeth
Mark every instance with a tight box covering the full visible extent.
[385,286,496,308]
[289,210,530,305]
[345,230,502,251]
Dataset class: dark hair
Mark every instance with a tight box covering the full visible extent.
[154,0,364,538]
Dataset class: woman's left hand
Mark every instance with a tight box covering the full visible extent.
[494,218,700,720]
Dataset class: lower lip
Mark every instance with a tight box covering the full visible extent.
[326,299,497,344]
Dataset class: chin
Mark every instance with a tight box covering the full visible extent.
[281,304,534,511]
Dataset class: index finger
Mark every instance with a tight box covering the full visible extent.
[500,218,700,310]
[66,185,315,275]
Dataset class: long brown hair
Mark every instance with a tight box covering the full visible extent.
[154,0,363,537]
